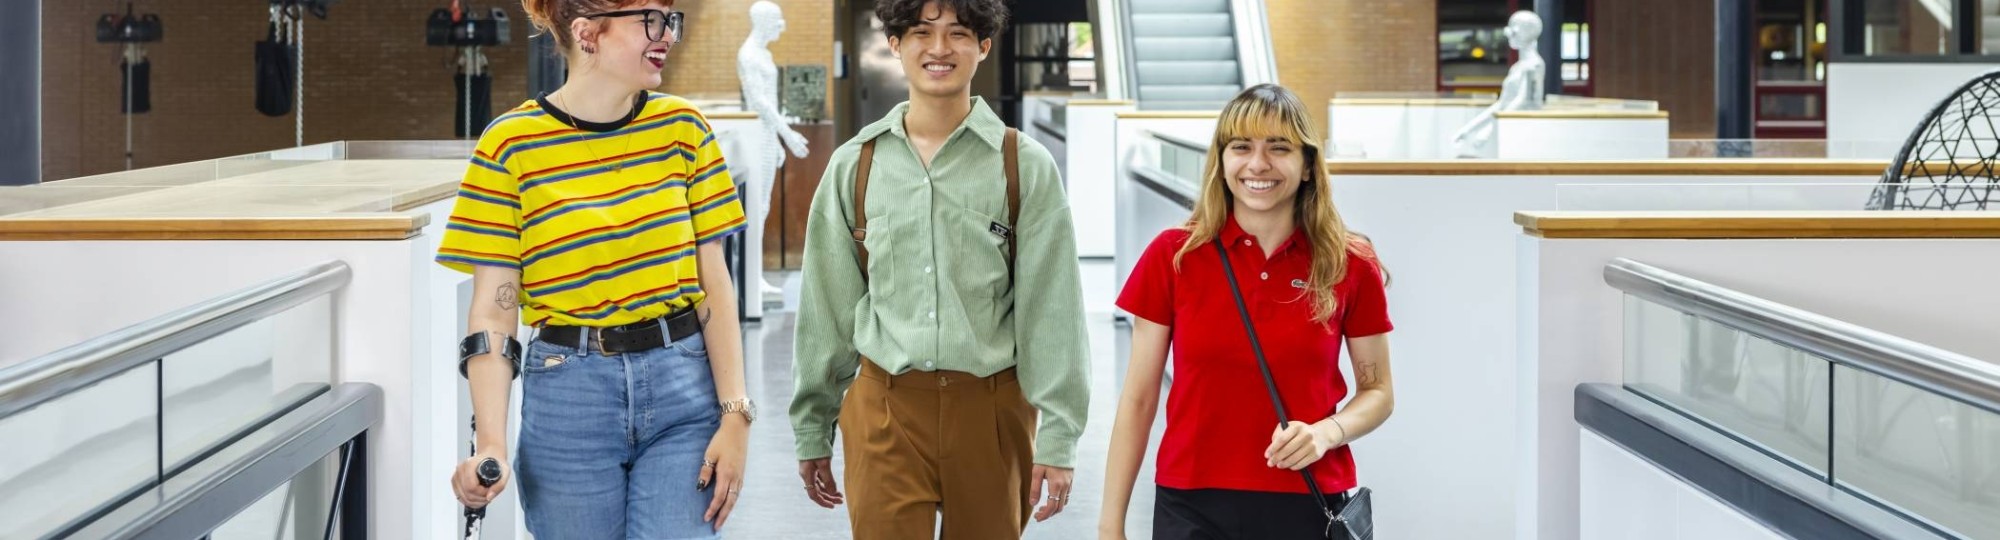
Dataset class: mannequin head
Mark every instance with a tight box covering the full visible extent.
[750,1,785,43]
[1504,10,1542,51]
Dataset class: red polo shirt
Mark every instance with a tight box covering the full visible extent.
[1115,216,1393,494]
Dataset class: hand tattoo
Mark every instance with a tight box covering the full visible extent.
[496,283,520,311]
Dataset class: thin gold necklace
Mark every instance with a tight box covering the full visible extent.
[555,90,636,173]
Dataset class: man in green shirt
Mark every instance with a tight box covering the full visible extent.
[789,0,1090,537]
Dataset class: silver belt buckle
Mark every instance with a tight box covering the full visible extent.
[591,326,610,356]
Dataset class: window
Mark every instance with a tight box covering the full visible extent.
[1560,22,1591,84]
[1436,0,1592,95]
[1834,0,2000,57]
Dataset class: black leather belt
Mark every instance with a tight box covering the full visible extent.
[537,307,701,354]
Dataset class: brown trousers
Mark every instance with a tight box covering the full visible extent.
[841,359,1036,539]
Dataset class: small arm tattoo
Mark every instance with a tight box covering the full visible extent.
[699,306,713,326]
[1354,358,1379,387]
[496,282,520,311]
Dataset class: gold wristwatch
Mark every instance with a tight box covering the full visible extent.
[720,398,756,424]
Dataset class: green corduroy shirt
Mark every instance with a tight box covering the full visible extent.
[789,97,1091,467]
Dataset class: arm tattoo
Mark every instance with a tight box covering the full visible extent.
[1354,358,1379,387]
[699,306,713,327]
[496,282,520,311]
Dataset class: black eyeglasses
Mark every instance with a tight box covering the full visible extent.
[584,9,683,43]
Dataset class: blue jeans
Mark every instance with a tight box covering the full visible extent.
[515,329,722,540]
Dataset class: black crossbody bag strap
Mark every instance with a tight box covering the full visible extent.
[1211,240,1338,524]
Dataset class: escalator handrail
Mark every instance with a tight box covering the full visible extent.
[0,261,352,421]
[1116,0,1140,102]
[1605,257,2000,417]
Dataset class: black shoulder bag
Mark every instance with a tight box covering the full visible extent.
[1212,240,1374,540]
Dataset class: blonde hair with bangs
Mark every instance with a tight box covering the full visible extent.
[1173,84,1362,325]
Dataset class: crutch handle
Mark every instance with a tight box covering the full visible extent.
[476,457,502,487]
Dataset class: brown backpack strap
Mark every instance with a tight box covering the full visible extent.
[1004,128,1021,281]
[852,138,877,282]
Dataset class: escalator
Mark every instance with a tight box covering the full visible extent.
[1112,0,1275,110]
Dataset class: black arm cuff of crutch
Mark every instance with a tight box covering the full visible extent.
[458,331,523,380]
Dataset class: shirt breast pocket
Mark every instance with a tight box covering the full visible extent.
[946,206,1011,300]
[860,211,903,301]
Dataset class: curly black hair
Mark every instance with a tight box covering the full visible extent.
[876,0,1009,42]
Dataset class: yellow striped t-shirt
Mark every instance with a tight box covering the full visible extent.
[435,91,745,327]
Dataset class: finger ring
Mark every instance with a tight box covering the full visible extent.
[702,460,716,467]
[730,488,741,494]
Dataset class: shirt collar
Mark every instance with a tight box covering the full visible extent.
[853,96,1006,149]
[1221,213,1308,256]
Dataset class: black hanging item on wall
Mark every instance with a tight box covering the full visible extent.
[96,4,163,44]
[454,73,493,138]
[255,19,295,117]
[429,4,512,138]
[121,59,152,113]
[99,3,161,115]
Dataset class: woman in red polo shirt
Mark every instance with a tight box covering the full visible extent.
[1097,83,1396,539]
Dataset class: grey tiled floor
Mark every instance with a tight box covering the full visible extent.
[726,261,1165,539]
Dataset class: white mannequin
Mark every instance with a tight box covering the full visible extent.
[738,0,810,302]
[1453,10,1546,158]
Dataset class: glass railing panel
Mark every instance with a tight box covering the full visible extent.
[1556,183,1885,211]
[162,296,335,473]
[1154,139,1206,193]
[340,140,476,160]
[1558,183,2000,212]
[204,449,342,540]
[1834,364,2000,539]
[1623,295,1831,475]
[0,366,161,539]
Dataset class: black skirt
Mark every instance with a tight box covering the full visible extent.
[1153,485,1350,540]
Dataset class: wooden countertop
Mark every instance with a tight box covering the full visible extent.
[0,159,462,240]
[1515,211,2000,238]
[1325,159,1891,176]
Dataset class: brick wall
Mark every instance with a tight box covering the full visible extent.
[41,0,834,182]
[1595,0,1717,138]
[1268,0,1438,135]
[41,0,531,181]
[659,0,835,105]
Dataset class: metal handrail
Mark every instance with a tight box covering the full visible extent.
[1605,257,2000,416]
[1229,0,1278,86]
[71,383,380,540]
[0,261,352,420]
[1115,0,1140,102]
[1150,130,1208,154]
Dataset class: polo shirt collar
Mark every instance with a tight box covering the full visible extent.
[1222,213,1308,256]
[855,97,1006,149]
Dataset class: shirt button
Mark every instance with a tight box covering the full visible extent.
[928,311,937,319]
[1260,272,1269,280]
[924,266,933,274]
[1243,239,1253,247]
[924,360,934,369]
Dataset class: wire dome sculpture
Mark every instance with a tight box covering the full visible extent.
[1869,71,2000,210]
